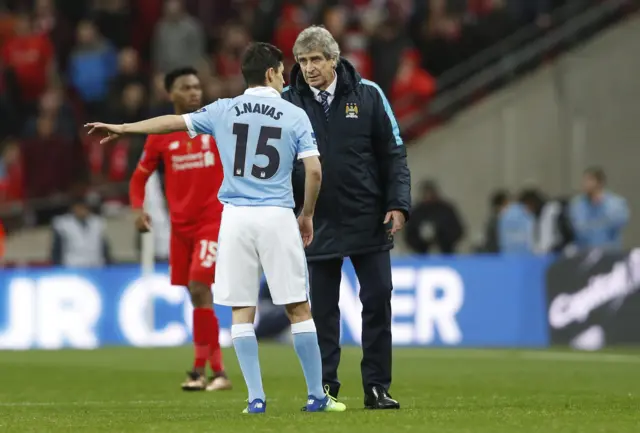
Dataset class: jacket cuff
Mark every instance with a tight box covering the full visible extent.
[388,207,410,222]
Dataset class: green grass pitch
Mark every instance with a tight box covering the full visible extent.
[0,345,638,432]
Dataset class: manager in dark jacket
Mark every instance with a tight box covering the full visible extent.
[283,26,411,410]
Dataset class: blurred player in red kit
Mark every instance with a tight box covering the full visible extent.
[129,67,232,392]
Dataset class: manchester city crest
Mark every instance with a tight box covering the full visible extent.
[345,102,359,119]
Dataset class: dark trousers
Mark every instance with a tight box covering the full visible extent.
[308,250,393,397]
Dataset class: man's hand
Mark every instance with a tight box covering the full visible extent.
[85,122,125,144]
[298,215,314,248]
[384,210,406,236]
[134,210,152,233]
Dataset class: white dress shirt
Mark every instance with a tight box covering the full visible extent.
[310,73,338,106]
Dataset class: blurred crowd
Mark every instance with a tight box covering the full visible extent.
[405,167,630,256]
[41,164,630,269]
[0,0,589,230]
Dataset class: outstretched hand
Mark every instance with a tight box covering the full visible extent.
[85,122,125,144]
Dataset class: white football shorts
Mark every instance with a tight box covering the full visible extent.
[214,204,309,307]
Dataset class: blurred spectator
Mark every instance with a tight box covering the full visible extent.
[323,6,348,45]
[51,197,112,267]
[32,0,74,69]
[369,17,408,98]
[68,20,117,118]
[1,13,55,110]
[147,72,173,116]
[0,3,16,47]
[404,180,464,254]
[519,188,546,219]
[419,0,465,76]
[22,87,76,139]
[0,69,17,138]
[130,0,163,56]
[92,0,132,49]
[475,189,510,253]
[538,196,574,254]
[108,82,147,124]
[20,113,85,203]
[342,31,372,79]
[391,49,436,128]
[274,4,307,61]
[152,0,205,74]
[0,138,23,204]
[0,0,628,240]
[497,193,536,254]
[110,48,146,94]
[568,167,629,251]
[215,23,251,95]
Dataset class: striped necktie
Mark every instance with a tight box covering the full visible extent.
[319,90,330,119]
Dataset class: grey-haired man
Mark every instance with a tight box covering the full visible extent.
[283,26,411,410]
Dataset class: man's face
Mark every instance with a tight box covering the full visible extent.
[582,173,601,195]
[72,203,90,219]
[170,74,202,113]
[77,21,97,46]
[267,63,285,93]
[164,0,182,19]
[297,51,335,90]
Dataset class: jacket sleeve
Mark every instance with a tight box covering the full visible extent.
[369,83,412,221]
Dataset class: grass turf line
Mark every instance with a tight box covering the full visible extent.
[0,345,638,432]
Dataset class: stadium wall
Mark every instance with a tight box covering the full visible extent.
[0,256,551,350]
[407,13,640,249]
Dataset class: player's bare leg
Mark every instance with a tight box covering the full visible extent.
[182,281,230,391]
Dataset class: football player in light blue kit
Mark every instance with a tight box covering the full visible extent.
[85,42,346,414]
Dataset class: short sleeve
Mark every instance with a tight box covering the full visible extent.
[138,135,161,173]
[295,112,320,159]
[182,100,225,138]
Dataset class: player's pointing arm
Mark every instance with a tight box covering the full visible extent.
[85,115,188,144]
[86,103,220,144]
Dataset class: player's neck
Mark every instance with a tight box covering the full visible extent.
[174,106,186,116]
[248,84,278,91]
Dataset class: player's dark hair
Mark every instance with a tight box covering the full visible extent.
[584,166,606,184]
[241,42,284,87]
[164,67,198,92]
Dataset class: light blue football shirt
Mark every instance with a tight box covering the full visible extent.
[182,87,319,208]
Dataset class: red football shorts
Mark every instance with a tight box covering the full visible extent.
[169,223,220,287]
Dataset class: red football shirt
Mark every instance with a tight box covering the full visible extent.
[1,33,53,102]
[133,132,223,230]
